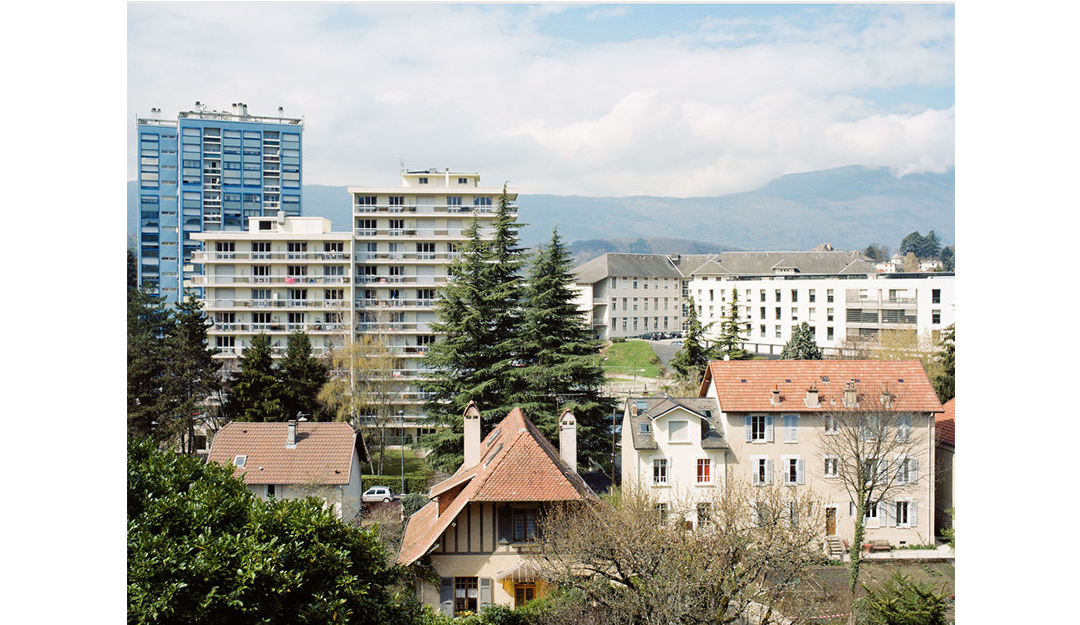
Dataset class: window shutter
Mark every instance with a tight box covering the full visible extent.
[877,458,888,484]
[745,416,752,442]
[895,455,905,484]
[479,578,492,609]
[886,501,895,527]
[439,578,453,615]
[910,459,918,483]
[765,416,774,442]
[910,501,918,527]
[497,505,512,544]
[765,458,773,484]
[797,458,805,485]
[751,461,759,485]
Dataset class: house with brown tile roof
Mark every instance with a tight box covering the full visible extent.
[699,359,944,550]
[207,419,367,521]
[935,398,955,538]
[399,403,595,616]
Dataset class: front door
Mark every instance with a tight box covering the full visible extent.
[826,507,837,535]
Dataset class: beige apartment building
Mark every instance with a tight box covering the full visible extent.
[622,359,943,551]
[189,169,518,440]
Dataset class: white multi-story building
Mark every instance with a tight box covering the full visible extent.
[573,251,954,355]
[190,169,518,439]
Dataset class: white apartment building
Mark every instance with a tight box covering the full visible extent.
[190,169,518,440]
[573,251,954,354]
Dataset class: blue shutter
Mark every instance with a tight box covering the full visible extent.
[439,578,453,615]
[479,578,492,609]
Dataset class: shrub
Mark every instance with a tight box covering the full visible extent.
[858,571,951,625]
[362,473,430,494]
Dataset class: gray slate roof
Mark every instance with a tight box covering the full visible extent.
[626,396,726,450]
[573,251,873,284]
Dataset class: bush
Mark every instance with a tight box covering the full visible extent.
[402,491,430,518]
[363,473,430,494]
[858,571,951,625]
[611,337,626,343]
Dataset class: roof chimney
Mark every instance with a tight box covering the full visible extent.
[559,409,577,474]
[463,402,482,468]
[880,386,893,409]
[286,420,297,448]
[630,402,638,417]
[805,383,820,408]
[770,385,781,406]
[844,380,858,408]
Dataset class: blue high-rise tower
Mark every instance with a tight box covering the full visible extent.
[135,102,304,305]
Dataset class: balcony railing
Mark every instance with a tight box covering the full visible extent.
[355,298,436,308]
[351,203,516,215]
[209,322,348,334]
[191,251,349,262]
[188,275,350,286]
[205,298,349,310]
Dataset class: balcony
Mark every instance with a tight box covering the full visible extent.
[845,290,918,306]
[190,250,350,263]
[188,274,351,287]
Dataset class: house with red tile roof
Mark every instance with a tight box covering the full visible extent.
[935,398,955,537]
[399,403,595,616]
[207,419,368,521]
[699,359,944,551]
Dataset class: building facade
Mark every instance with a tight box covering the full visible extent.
[190,169,518,439]
[136,102,304,305]
[573,252,954,354]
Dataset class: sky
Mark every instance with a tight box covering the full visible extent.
[127,3,955,197]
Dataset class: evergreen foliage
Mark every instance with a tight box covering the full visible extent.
[422,186,526,470]
[163,293,222,452]
[670,296,718,383]
[899,231,946,260]
[858,571,951,625]
[716,288,751,360]
[127,248,138,289]
[780,322,823,360]
[128,287,173,438]
[127,438,419,625]
[278,330,330,421]
[513,229,616,469]
[227,333,284,421]
[939,247,954,271]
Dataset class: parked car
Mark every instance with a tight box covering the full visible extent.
[362,486,395,503]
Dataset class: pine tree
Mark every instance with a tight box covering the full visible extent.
[780,322,823,360]
[671,296,718,383]
[277,330,329,421]
[421,186,527,471]
[932,324,955,403]
[716,288,751,360]
[228,333,284,422]
[163,293,221,453]
[514,229,616,469]
[128,287,173,438]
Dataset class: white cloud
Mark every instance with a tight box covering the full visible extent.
[128,3,954,196]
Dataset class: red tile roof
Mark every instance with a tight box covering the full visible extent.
[936,398,955,447]
[702,360,943,414]
[398,407,596,564]
[207,421,359,485]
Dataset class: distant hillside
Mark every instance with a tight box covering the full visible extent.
[567,237,740,265]
[127,165,953,254]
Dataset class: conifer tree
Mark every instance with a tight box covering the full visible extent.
[277,330,329,421]
[780,321,823,360]
[670,296,718,383]
[716,288,751,360]
[514,229,616,469]
[163,293,221,453]
[932,324,955,403]
[228,333,284,422]
[421,186,527,470]
[128,287,173,439]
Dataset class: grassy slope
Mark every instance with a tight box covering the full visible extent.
[601,339,661,378]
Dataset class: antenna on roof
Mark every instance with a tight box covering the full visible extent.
[399,154,407,174]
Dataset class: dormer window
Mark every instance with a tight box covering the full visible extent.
[668,420,688,442]
[233,455,247,467]
[639,423,651,434]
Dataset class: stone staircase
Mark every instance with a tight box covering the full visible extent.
[825,535,846,558]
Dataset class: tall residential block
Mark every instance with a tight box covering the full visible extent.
[136,102,304,305]
[190,169,518,439]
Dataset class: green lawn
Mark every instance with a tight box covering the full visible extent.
[602,339,662,378]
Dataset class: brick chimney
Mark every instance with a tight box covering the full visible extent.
[559,409,577,474]
[463,402,482,468]
[805,383,819,408]
[770,385,781,406]
[880,386,893,409]
[844,380,858,408]
[286,420,297,448]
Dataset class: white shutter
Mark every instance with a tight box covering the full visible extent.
[765,458,773,484]
[745,416,753,442]
[910,501,918,527]
[789,415,799,442]
[895,455,906,484]
[909,459,918,483]
[877,458,888,484]
[797,458,805,485]
[886,501,895,527]
[766,416,774,442]
[751,458,759,485]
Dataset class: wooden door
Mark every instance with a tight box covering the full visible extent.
[826,507,837,535]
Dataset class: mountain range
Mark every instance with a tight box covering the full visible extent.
[127,165,954,259]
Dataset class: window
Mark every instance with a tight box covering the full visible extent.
[932,289,941,304]
[233,455,246,467]
[458,177,468,184]
[512,509,537,541]
[775,307,781,320]
[655,503,668,525]
[418,177,428,184]
[895,456,918,484]
[760,290,766,302]
[791,289,798,302]
[896,416,911,442]
[775,290,781,302]
[782,415,799,442]
[809,289,816,302]
[515,584,535,608]
[824,456,839,477]
[751,456,772,485]
[266,484,276,498]
[653,458,668,485]
[895,501,917,527]
[388,196,405,206]
[697,502,711,528]
[791,307,798,321]
[746,415,772,442]
[825,414,839,434]
[696,458,712,484]
[932,309,941,325]
[827,308,834,322]
[668,420,688,442]
[782,456,804,485]
[454,577,478,615]
[775,326,782,339]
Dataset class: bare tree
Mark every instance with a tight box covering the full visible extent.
[318,308,404,475]
[528,483,823,625]
[816,385,927,598]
